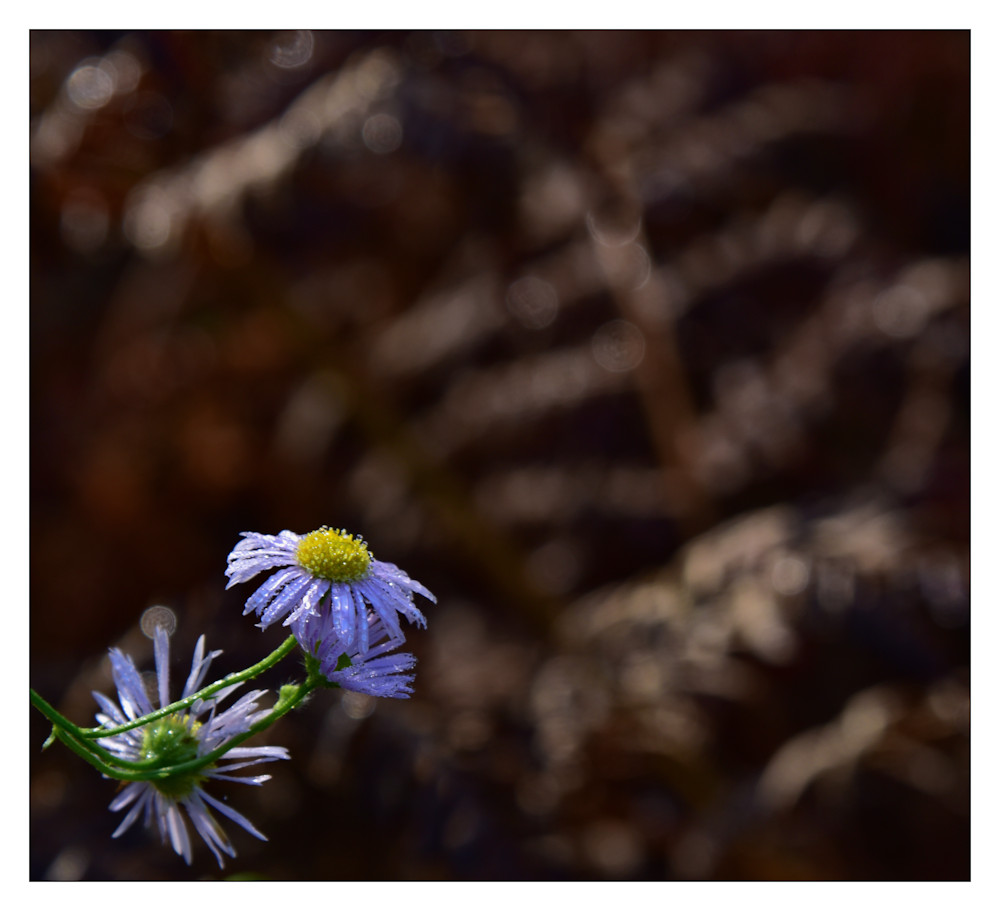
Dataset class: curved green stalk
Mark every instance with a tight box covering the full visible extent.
[49,673,323,784]
[78,635,300,738]
[30,634,306,778]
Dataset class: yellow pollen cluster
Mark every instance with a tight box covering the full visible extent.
[296,527,372,583]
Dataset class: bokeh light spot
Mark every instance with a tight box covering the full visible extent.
[506,276,559,329]
[123,187,179,253]
[591,319,645,372]
[585,207,642,247]
[141,605,177,638]
[771,555,811,596]
[66,62,114,110]
[362,113,403,154]
[268,30,315,70]
[873,284,930,339]
[341,691,375,720]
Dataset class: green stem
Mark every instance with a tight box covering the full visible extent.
[30,688,84,737]
[31,688,132,769]
[31,691,165,770]
[78,673,323,784]
[30,634,303,775]
[48,725,132,778]
[140,674,322,782]
[29,636,322,781]
[79,635,300,739]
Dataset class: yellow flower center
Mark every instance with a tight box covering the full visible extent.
[296,527,372,583]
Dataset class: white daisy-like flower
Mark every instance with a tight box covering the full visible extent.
[92,626,289,867]
[225,527,435,657]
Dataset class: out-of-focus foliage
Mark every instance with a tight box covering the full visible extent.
[30,30,969,881]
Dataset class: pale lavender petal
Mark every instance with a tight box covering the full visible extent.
[185,793,235,867]
[371,559,437,603]
[328,652,417,698]
[191,681,242,714]
[200,790,269,841]
[357,576,418,636]
[258,572,314,627]
[229,530,299,556]
[244,566,302,616]
[111,787,151,837]
[153,626,171,710]
[108,649,154,719]
[225,532,300,586]
[163,799,192,865]
[284,577,332,626]
[182,635,223,698]
[217,746,291,764]
[323,582,356,646]
[98,732,143,758]
[92,690,127,725]
[109,780,145,813]
[225,555,294,587]
[368,584,407,644]
[209,772,273,785]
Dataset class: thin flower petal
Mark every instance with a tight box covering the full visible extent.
[182,636,224,698]
[108,649,155,720]
[200,790,269,841]
[185,792,236,868]
[109,780,146,813]
[153,626,171,710]
[244,566,302,617]
[208,773,273,785]
[163,800,192,865]
[91,690,128,726]
[111,788,151,838]
[259,572,314,627]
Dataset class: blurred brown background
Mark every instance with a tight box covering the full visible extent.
[29,30,969,881]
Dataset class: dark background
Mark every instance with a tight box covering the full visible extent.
[29,30,969,881]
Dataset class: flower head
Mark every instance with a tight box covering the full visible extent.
[92,626,289,867]
[225,528,435,658]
